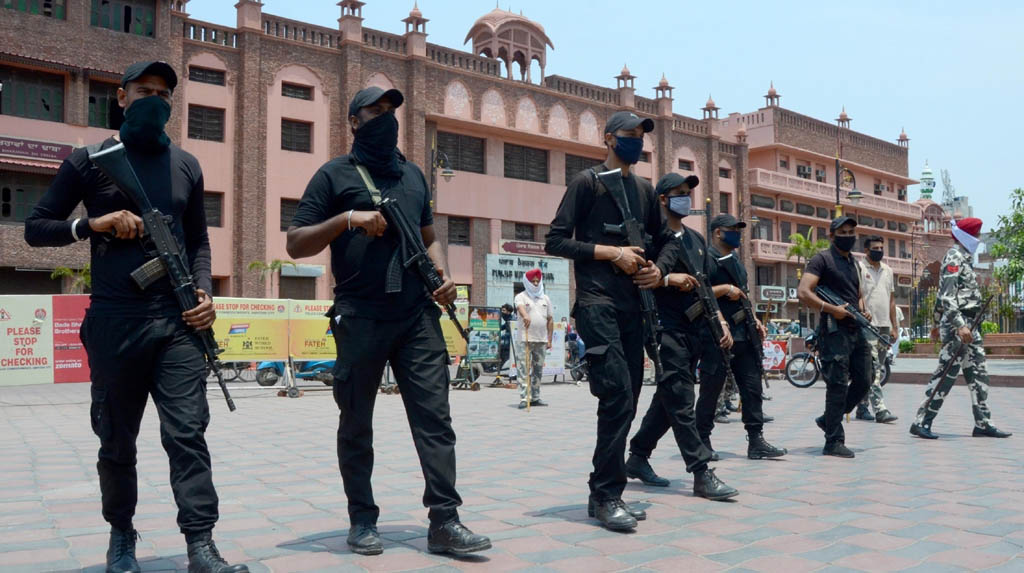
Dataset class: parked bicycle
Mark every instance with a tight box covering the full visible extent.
[785,333,892,388]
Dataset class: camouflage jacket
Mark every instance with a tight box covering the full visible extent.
[935,244,981,329]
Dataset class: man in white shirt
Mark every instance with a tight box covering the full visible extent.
[514,268,554,408]
[855,236,899,423]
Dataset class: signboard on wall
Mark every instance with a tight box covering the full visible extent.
[499,240,549,257]
[759,285,788,302]
[0,295,54,386]
[0,135,74,162]
[485,254,570,324]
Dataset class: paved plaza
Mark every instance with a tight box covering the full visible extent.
[2,375,1023,572]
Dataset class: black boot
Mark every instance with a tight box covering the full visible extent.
[427,521,492,555]
[346,523,383,556]
[875,410,898,423]
[822,442,855,458]
[693,468,738,501]
[588,496,646,521]
[106,527,140,573]
[625,454,670,487]
[855,405,873,421]
[186,531,248,573]
[973,425,1012,438]
[910,423,938,439]
[747,433,787,459]
[590,498,637,531]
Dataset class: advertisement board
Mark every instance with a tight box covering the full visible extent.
[438,286,469,357]
[467,307,501,361]
[211,298,290,361]
[763,339,789,371]
[510,321,565,376]
[52,295,90,383]
[288,300,336,360]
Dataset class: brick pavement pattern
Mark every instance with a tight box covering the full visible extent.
[1,379,1021,572]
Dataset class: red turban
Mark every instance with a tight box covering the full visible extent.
[525,268,542,282]
[954,217,982,237]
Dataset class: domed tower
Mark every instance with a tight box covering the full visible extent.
[919,161,935,200]
[464,7,553,82]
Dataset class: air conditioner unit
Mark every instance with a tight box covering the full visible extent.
[788,288,798,299]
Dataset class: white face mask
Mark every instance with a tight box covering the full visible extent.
[951,222,982,255]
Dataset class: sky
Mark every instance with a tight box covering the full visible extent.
[187,0,1024,231]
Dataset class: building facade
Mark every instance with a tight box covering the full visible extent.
[1,0,921,322]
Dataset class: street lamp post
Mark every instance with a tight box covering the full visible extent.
[834,157,862,218]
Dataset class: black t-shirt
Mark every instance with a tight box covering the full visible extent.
[805,244,861,330]
[24,137,211,317]
[545,165,678,313]
[290,154,433,320]
[707,245,750,342]
[656,226,716,331]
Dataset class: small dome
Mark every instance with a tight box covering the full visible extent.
[705,94,716,109]
[736,122,747,135]
[838,106,849,122]
[921,160,933,178]
[767,81,777,97]
[658,73,669,88]
[409,1,422,18]
[621,63,631,77]
[465,7,553,48]
[898,127,908,141]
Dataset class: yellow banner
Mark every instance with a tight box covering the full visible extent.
[288,300,337,360]
[211,298,290,361]
[438,286,469,356]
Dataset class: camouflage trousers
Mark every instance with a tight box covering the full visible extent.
[516,341,546,402]
[858,327,891,414]
[716,375,738,414]
[913,322,992,429]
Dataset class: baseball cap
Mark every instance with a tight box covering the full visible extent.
[655,173,700,195]
[348,86,404,117]
[829,215,858,233]
[121,61,178,91]
[604,110,655,134]
[710,214,747,231]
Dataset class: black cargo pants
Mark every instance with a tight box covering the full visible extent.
[819,325,872,445]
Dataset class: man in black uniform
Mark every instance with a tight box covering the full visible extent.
[545,111,678,531]
[24,62,246,573]
[797,216,873,458]
[695,214,786,460]
[624,174,739,500]
[285,87,490,556]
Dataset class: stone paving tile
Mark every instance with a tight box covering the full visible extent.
[2,381,1023,572]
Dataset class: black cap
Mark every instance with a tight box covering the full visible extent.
[348,86,404,117]
[655,172,700,195]
[829,215,858,233]
[121,61,178,91]
[710,214,747,231]
[604,110,655,134]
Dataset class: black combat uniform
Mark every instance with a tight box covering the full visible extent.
[545,163,677,514]
[804,217,872,454]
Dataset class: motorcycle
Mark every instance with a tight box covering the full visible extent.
[565,332,588,382]
[785,333,892,388]
[256,359,335,387]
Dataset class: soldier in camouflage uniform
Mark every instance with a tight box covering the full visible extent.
[910,218,1011,440]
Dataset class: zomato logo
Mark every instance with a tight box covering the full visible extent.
[0,308,10,321]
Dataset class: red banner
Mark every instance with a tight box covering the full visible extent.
[52,295,91,383]
[763,339,788,371]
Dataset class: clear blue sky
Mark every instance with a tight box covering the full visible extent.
[189,0,1023,232]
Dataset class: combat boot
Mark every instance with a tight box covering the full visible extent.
[427,520,492,555]
[625,454,670,486]
[875,410,898,423]
[823,442,855,458]
[693,468,738,501]
[588,496,646,521]
[589,498,637,531]
[186,531,249,573]
[910,423,938,439]
[747,433,787,459]
[346,523,383,555]
[106,527,140,573]
[973,425,1012,438]
[855,405,873,421]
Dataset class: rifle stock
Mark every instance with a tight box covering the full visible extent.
[89,143,236,412]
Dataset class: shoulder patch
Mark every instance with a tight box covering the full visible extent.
[946,264,959,273]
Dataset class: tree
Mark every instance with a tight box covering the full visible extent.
[990,187,1024,332]
[50,264,91,294]
[247,259,296,298]
[785,231,830,276]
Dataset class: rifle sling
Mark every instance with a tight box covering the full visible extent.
[354,163,405,294]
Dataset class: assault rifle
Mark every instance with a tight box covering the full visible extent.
[687,264,738,390]
[593,168,662,381]
[716,254,767,386]
[88,143,236,411]
[815,285,892,345]
[378,196,468,342]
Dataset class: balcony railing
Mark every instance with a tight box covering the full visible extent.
[183,19,238,48]
[750,239,913,275]
[426,44,501,77]
[543,76,620,105]
[750,168,921,219]
[673,117,708,135]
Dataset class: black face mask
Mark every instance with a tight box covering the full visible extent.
[119,95,171,152]
[868,249,884,262]
[833,235,856,252]
[351,112,402,178]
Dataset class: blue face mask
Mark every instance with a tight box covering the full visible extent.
[668,196,691,217]
[721,230,742,248]
[613,136,644,164]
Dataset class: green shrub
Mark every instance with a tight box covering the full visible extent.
[981,321,999,334]
[899,340,915,353]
